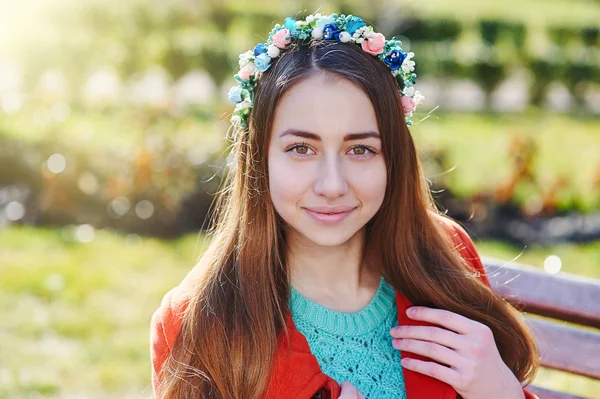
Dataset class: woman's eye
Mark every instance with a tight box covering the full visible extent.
[349,145,375,156]
[287,144,313,156]
[294,145,310,155]
[286,144,376,158]
[352,146,367,155]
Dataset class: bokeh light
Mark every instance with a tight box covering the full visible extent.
[5,201,25,221]
[543,254,562,274]
[46,154,66,174]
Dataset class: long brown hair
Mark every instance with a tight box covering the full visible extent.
[156,40,539,398]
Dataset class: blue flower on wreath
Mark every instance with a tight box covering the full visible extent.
[323,23,341,41]
[254,53,272,72]
[253,43,268,56]
[228,86,243,103]
[346,16,366,35]
[317,16,334,30]
[284,17,297,31]
[383,49,407,71]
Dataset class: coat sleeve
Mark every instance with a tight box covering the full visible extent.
[150,305,169,397]
[150,287,187,398]
[448,220,540,399]
[446,220,491,287]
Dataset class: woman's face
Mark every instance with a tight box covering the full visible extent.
[267,73,387,247]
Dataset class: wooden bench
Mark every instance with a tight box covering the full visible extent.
[482,257,600,399]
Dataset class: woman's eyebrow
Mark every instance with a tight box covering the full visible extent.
[278,129,380,141]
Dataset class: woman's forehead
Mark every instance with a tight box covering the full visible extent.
[271,75,379,140]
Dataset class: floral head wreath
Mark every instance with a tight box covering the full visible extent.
[227,12,425,136]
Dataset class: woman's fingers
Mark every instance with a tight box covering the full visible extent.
[406,307,482,335]
[400,358,462,387]
[393,338,466,369]
[392,306,523,398]
[338,382,365,399]
[390,325,464,350]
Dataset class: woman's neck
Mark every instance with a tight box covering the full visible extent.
[286,228,382,312]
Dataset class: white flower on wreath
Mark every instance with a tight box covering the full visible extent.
[312,27,324,39]
[306,15,315,23]
[239,50,254,68]
[413,90,425,105]
[267,44,280,58]
[401,52,415,73]
[404,86,415,97]
[352,26,371,39]
[339,31,352,43]
[234,98,252,112]
[231,114,242,126]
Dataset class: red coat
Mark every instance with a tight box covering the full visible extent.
[151,216,539,399]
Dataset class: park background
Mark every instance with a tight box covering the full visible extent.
[0,0,599,397]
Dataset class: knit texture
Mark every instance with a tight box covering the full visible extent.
[288,276,406,399]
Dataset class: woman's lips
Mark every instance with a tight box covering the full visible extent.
[303,206,357,225]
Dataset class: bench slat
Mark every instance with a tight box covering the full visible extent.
[525,317,600,380]
[527,385,590,399]
[483,258,600,328]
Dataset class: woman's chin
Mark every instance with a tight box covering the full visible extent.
[293,226,362,248]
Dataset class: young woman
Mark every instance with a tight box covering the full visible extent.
[151,13,540,399]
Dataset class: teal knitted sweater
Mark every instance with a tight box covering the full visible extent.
[288,276,407,399]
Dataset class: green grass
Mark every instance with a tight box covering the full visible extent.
[476,239,600,279]
[234,0,600,27]
[0,106,226,155]
[0,225,599,398]
[3,110,599,211]
[412,112,600,211]
[0,226,205,399]
[410,0,600,27]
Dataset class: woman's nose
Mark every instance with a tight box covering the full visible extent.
[313,154,348,199]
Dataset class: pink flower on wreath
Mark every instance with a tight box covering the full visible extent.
[361,32,385,55]
[401,95,416,114]
[238,64,254,80]
[273,28,291,49]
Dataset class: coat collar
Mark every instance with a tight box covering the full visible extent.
[264,288,457,399]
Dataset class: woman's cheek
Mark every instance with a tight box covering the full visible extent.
[348,159,387,199]
[268,156,312,205]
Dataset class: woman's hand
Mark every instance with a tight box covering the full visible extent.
[337,381,365,399]
[390,306,525,399]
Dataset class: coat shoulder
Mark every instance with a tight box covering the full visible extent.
[150,264,204,395]
[430,212,491,287]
